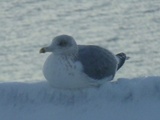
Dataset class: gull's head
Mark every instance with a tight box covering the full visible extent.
[40,35,78,56]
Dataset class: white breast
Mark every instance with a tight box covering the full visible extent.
[43,54,92,89]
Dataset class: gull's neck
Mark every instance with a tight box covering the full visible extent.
[54,53,77,61]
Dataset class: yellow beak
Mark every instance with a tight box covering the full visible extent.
[39,48,46,53]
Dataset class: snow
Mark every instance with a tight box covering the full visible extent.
[0,76,160,120]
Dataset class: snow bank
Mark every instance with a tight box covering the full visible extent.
[0,76,160,120]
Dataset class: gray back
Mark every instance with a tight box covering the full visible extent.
[77,45,117,80]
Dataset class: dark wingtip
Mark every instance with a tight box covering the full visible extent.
[116,53,128,70]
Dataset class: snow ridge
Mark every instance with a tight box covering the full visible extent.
[1,76,160,120]
[0,76,160,105]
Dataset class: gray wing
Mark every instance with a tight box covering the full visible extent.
[77,45,118,80]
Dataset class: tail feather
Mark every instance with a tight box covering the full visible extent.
[116,53,129,70]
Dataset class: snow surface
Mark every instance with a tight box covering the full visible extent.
[0,76,160,120]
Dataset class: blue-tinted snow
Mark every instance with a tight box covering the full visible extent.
[0,76,160,120]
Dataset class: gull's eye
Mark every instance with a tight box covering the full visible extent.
[58,40,68,47]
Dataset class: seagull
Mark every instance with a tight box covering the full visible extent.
[40,35,128,89]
